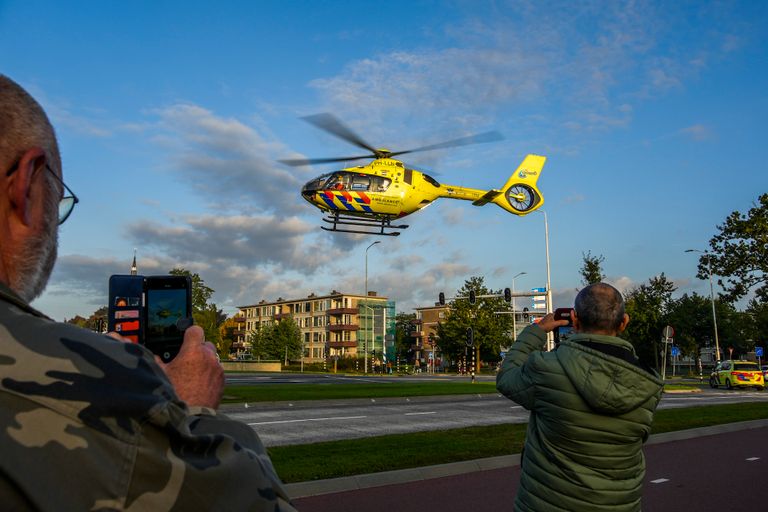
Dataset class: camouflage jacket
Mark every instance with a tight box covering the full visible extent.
[0,283,297,511]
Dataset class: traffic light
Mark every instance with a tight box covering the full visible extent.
[523,307,529,320]
[438,292,445,306]
[466,327,474,347]
[469,290,476,305]
[504,287,511,303]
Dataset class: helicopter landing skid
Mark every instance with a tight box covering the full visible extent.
[321,213,408,237]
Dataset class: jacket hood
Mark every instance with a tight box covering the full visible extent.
[556,334,663,415]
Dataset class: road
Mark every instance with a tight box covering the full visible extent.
[293,425,768,512]
[221,373,768,446]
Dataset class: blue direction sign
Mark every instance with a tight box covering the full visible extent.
[756,347,764,357]
[671,346,680,357]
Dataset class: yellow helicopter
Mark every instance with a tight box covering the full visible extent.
[281,114,547,236]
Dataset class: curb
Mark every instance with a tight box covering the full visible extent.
[285,418,768,499]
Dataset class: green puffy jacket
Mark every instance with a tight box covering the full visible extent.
[497,324,663,512]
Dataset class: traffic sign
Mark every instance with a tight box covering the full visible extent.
[663,325,675,339]
[756,347,764,357]
[671,346,680,357]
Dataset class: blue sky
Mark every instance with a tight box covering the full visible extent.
[2,0,766,320]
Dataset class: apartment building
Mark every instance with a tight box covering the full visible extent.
[235,291,395,363]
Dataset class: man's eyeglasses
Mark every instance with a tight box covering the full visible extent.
[5,160,79,224]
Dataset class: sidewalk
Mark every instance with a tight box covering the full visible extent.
[290,419,768,511]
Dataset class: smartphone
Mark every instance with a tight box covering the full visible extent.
[108,275,145,344]
[144,275,193,363]
[553,307,575,345]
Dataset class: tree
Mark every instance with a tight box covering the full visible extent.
[66,315,88,328]
[700,193,768,303]
[218,317,241,358]
[580,251,606,285]
[394,312,417,362]
[249,316,302,361]
[169,268,215,313]
[622,273,676,369]
[168,268,224,345]
[435,276,512,368]
[666,293,715,361]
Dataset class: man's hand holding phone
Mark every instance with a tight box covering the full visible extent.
[108,326,223,409]
[158,326,224,409]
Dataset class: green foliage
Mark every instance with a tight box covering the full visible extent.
[194,303,226,348]
[665,293,714,358]
[249,316,302,361]
[580,251,606,285]
[701,193,768,302]
[394,312,417,359]
[622,273,676,368]
[218,317,240,357]
[169,268,214,313]
[435,276,512,364]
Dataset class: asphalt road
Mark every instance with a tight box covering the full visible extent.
[221,374,768,446]
[293,425,768,512]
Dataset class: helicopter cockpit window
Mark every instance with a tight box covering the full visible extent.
[324,174,347,190]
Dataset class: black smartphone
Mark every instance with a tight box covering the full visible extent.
[553,307,575,345]
[144,275,193,363]
[108,275,145,345]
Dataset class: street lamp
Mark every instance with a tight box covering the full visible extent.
[511,271,527,341]
[685,249,721,363]
[364,241,381,373]
[537,210,554,350]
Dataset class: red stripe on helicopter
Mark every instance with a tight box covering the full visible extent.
[341,191,353,202]
[356,192,371,204]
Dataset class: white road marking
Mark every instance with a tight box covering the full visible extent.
[248,415,367,426]
[405,411,437,416]
[746,457,760,461]
[650,478,670,484]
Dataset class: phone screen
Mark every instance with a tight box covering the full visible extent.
[145,276,192,362]
[108,275,144,344]
[553,307,575,345]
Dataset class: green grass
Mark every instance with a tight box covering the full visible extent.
[663,384,702,391]
[269,402,768,483]
[223,381,497,403]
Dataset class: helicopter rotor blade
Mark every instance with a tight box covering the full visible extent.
[301,113,380,155]
[388,130,504,158]
[279,155,374,167]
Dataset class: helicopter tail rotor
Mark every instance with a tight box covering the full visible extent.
[490,154,546,215]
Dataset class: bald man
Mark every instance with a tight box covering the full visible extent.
[497,283,663,512]
[0,75,296,511]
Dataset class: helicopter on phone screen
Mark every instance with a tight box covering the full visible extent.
[280,114,547,236]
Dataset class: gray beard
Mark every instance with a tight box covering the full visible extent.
[8,192,59,303]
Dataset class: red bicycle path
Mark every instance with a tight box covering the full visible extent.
[292,421,768,511]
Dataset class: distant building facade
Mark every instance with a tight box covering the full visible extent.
[235,291,395,363]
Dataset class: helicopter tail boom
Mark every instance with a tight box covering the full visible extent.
[490,154,547,216]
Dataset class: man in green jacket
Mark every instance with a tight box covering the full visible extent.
[497,283,663,512]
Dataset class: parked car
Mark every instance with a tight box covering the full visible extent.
[762,365,768,381]
[710,360,764,390]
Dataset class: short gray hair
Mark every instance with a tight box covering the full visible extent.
[0,75,60,171]
[574,283,625,333]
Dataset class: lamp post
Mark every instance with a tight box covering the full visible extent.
[511,271,527,341]
[364,241,381,374]
[537,210,554,351]
[685,249,721,363]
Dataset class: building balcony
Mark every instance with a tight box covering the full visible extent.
[231,342,246,350]
[410,331,424,338]
[328,307,359,315]
[233,316,246,323]
[328,323,359,332]
[328,341,357,348]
